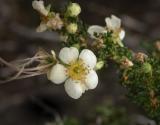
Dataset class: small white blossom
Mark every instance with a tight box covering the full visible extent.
[87,25,107,39]
[48,47,98,99]
[67,3,81,17]
[105,15,121,31]
[66,23,78,34]
[36,13,63,32]
[32,0,49,16]
[88,15,125,44]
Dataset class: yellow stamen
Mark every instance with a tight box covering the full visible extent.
[67,59,88,81]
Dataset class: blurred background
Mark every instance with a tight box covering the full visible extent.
[0,0,160,125]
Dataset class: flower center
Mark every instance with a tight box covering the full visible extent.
[67,59,88,81]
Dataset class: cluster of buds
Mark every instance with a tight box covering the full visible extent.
[134,52,148,63]
[65,3,81,34]
[120,58,134,69]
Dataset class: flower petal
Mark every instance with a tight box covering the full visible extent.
[119,29,125,40]
[36,22,47,32]
[85,70,98,90]
[64,79,83,99]
[59,47,79,64]
[105,15,121,30]
[79,49,97,69]
[32,0,48,16]
[87,25,106,38]
[48,64,68,84]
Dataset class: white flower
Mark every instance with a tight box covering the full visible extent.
[36,13,64,32]
[67,3,81,17]
[88,15,125,41]
[105,15,121,31]
[32,0,49,16]
[87,25,107,39]
[48,47,98,99]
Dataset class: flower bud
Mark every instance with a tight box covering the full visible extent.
[66,23,78,34]
[95,61,105,70]
[134,52,148,63]
[120,58,133,69]
[67,3,81,17]
[142,62,152,73]
[32,0,49,16]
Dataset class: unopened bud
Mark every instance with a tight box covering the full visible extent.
[121,58,133,69]
[67,3,81,17]
[142,62,152,73]
[95,61,105,70]
[67,23,78,34]
[134,52,148,62]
